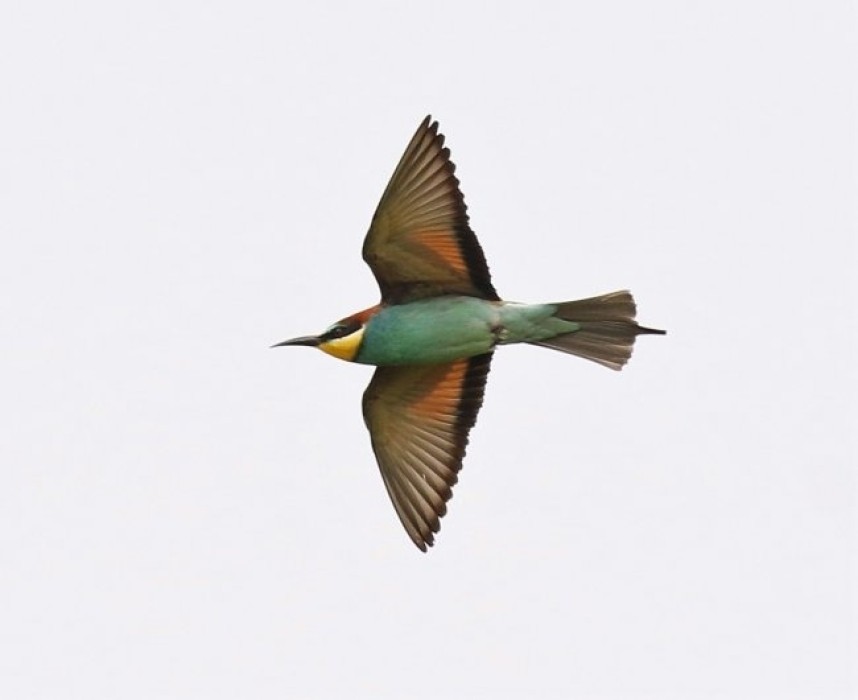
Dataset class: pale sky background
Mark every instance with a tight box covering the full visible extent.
[1,2,855,699]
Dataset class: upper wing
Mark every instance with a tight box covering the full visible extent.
[362,116,499,304]
[361,353,493,551]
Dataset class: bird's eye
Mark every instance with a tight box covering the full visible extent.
[325,324,350,340]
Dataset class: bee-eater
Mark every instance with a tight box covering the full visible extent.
[275,116,664,551]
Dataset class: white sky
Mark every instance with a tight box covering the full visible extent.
[1,2,855,698]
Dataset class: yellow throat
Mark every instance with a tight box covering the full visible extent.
[318,326,364,362]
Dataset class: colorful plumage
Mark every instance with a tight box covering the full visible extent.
[274,116,665,551]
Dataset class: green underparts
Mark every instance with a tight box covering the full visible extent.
[355,296,580,366]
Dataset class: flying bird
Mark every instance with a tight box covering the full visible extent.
[274,116,664,551]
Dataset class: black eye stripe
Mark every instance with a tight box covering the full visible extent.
[323,322,358,341]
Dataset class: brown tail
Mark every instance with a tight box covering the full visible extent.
[528,290,665,371]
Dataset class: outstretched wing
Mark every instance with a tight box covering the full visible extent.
[361,353,493,550]
[362,116,499,304]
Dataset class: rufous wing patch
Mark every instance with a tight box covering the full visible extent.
[411,229,469,274]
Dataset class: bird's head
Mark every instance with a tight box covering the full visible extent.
[272,305,380,362]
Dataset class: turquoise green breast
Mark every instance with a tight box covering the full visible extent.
[356,297,499,366]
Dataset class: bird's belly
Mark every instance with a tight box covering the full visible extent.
[356,297,499,366]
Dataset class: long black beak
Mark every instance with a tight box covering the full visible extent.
[271,335,320,348]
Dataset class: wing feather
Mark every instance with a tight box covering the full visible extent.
[361,353,493,550]
[362,117,499,303]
